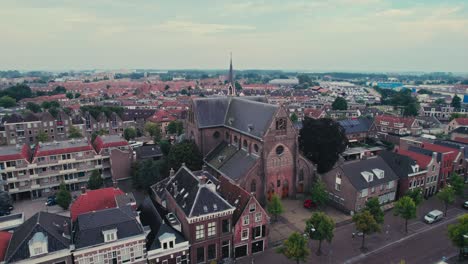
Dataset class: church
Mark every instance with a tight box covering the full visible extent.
[184,56,315,204]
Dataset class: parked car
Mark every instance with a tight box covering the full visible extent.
[424,210,443,224]
[303,199,317,209]
[46,195,56,206]
[463,201,468,209]
[0,209,11,216]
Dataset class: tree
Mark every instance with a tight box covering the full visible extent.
[451,94,462,109]
[235,81,243,91]
[393,196,417,234]
[332,97,348,110]
[68,126,83,139]
[37,131,48,143]
[434,98,446,106]
[297,74,312,85]
[52,86,66,94]
[56,182,72,210]
[276,232,309,264]
[450,173,465,197]
[66,92,74,99]
[305,212,335,255]
[41,101,51,109]
[365,197,384,224]
[180,89,188,95]
[403,102,419,117]
[159,140,171,156]
[167,120,184,135]
[164,85,170,91]
[290,113,298,123]
[0,191,12,211]
[267,193,284,222]
[299,117,348,173]
[167,140,203,171]
[131,159,165,190]
[448,214,468,260]
[87,170,103,190]
[145,122,162,142]
[417,89,433,95]
[437,186,456,216]
[310,180,328,209]
[0,84,32,101]
[74,93,81,98]
[405,188,423,206]
[353,210,381,250]
[26,102,41,113]
[123,127,137,141]
[0,96,16,108]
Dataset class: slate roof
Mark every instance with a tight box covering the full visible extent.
[5,212,70,263]
[206,142,259,181]
[338,118,372,134]
[138,198,186,251]
[379,150,417,179]
[192,97,278,138]
[135,144,163,160]
[163,166,233,218]
[341,156,399,190]
[73,206,143,249]
[452,126,468,135]
[408,146,442,162]
[218,177,251,225]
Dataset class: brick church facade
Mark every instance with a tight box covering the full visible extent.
[185,95,315,204]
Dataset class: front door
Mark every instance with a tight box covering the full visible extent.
[252,240,264,254]
[222,240,230,259]
[235,245,247,258]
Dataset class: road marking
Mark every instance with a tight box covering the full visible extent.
[344,211,466,264]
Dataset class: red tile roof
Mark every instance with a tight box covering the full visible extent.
[375,115,417,129]
[396,148,431,169]
[70,187,124,221]
[93,135,128,154]
[455,118,468,126]
[0,144,31,162]
[304,108,325,119]
[148,110,177,123]
[0,232,11,262]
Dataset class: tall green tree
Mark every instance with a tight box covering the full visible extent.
[393,196,417,234]
[305,212,335,255]
[66,92,74,99]
[145,122,162,142]
[167,140,203,171]
[365,197,384,224]
[332,97,348,110]
[437,186,456,216]
[310,180,328,209]
[0,96,16,108]
[290,113,298,123]
[451,94,462,109]
[267,193,284,222]
[0,191,12,211]
[448,214,468,260]
[299,117,348,173]
[405,188,424,206]
[167,120,184,135]
[403,102,420,117]
[74,93,81,98]
[131,159,166,190]
[159,140,171,156]
[37,131,48,143]
[276,232,309,264]
[87,170,103,190]
[123,127,137,141]
[434,98,446,106]
[56,182,72,210]
[450,173,464,197]
[0,84,32,100]
[26,102,41,113]
[353,210,381,250]
[68,126,83,139]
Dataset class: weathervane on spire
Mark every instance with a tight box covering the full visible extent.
[227,52,236,96]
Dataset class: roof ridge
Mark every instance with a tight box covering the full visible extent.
[188,187,202,218]
[5,213,40,262]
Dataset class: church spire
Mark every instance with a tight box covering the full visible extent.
[227,52,235,96]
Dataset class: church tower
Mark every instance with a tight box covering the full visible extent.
[226,53,236,96]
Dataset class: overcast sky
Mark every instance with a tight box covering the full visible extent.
[1,0,468,72]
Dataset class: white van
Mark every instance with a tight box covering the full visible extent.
[424,210,443,224]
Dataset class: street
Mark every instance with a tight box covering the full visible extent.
[238,196,467,264]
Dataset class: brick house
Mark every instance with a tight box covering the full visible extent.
[151,166,235,263]
[218,176,269,259]
[186,96,315,203]
[322,156,398,213]
[369,115,422,138]
[4,212,72,264]
[72,206,147,264]
[338,118,372,143]
[446,117,468,134]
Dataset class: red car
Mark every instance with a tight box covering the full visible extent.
[303,199,317,209]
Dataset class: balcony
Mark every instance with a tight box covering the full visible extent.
[9,188,19,193]
[64,178,78,184]
[59,168,77,174]
[59,158,76,164]
[31,184,40,189]
[95,164,103,169]
[27,163,37,168]
[3,166,16,172]
[6,177,18,182]
[30,174,39,179]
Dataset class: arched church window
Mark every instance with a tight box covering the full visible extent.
[276,145,284,156]
[213,131,220,139]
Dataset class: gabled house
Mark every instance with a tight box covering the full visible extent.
[338,118,372,143]
[4,212,71,264]
[322,156,399,213]
[139,197,189,264]
[446,117,468,134]
[72,206,147,264]
[370,115,422,137]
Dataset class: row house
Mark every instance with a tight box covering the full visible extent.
[151,166,270,262]
[303,108,326,119]
[338,118,372,143]
[451,127,468,143]
[380,150,439,198]
[446,117,468,134]
[370,115,422,138]
[421,105,468,121]
[327,109,361,120]
[322,156,399,213]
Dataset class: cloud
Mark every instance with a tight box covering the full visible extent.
[376,9,413,18]
[153,20,256,34]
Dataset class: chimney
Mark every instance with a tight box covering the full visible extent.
[199,176,207,184]
[62,221,70,239]
[169,168,175,177]
[80,186,86,194]
[113,181,118,189]
[202,164,207,171]
[181,162,186,167]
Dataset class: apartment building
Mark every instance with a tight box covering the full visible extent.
[93,135,131,180]
[0,144,33,200]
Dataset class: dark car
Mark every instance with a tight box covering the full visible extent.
[463,201,468,209]
[303,199,317,209]
[46,196,56,206]
[0,209,11,217]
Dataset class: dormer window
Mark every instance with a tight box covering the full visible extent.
[103,229,118,242]
[28,232,48,257]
